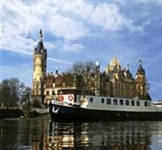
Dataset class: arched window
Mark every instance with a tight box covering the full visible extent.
[52,90,55,95]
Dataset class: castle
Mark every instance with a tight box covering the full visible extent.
[32,30,151,104]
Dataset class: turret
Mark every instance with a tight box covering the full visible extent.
[135,59,150,100]
[95,60,100,72]
[136,59,145,75]
[95,60,100,95]
[55,65,58,77]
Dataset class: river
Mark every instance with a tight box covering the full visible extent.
[0,117,162,150]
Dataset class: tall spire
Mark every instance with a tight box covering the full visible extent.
[139,58,142,65]
[126,63,130,71]
[39,29,43,41]
[35,29,44,53]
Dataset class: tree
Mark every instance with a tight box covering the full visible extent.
[0,78,27,107]
[66,61,97,94]
[21,87,31,103]
[68,61,96,75]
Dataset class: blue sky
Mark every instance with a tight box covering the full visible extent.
[0,0,162,100]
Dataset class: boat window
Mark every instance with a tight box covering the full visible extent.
[126,100,129,106]
[107,98,111,105]
[120,99,123,105]
[90,97,93,103]
[148,102,150,107]
[136,101,140,106]
[101,98,104,103]
[131,100,135,106]
[144,101,147,107]
[113,99,118,105]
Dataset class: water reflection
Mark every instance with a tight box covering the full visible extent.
[44,121,162,149]
[0,118,47,150]
[0,119,162,150]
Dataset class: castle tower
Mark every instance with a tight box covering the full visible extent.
[32,29,47,104]
[135,59,149,100]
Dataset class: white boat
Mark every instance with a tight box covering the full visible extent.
[49,89,162,122]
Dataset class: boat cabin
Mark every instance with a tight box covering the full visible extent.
[57,89,80,104]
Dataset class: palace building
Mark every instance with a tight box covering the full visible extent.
[32,30,151,104]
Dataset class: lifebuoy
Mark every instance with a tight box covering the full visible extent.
[68,95,73,101]
[59,95,64,102]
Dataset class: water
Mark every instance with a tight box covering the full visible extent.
[0,118,162,150]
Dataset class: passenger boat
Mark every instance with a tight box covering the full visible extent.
[49,89,162,122]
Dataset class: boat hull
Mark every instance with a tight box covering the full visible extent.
[49,102,162,122]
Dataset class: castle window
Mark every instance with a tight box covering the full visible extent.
[144,101,147,107]
[52,91,55,95]
[46,90,49,95]
[107,98,111,105]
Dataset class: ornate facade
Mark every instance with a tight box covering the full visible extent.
[44,72,78,103]
[104,57,150,99]
[32,30,151,104]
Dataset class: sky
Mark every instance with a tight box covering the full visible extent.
[0,0,162,101]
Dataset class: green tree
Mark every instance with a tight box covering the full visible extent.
[0,78,27,107]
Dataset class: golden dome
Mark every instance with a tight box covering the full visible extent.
[107,56,121,72]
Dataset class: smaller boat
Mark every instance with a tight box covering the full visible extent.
[49,89,162,122]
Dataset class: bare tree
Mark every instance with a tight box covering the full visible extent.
[67,61,96,75]
[66,61,97,94]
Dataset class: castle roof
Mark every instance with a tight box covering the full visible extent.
[35,29,44,53]
[36,41,44,53]
[136,59,145,75]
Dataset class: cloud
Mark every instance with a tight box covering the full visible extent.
[47,14,88,40]
[1,0,148,58]
[89,3,143,32]
[63,41,84,52]
[137,0,162,5]
[1,0,89,51]
[47,57,72,65]
[56,0,94,19]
